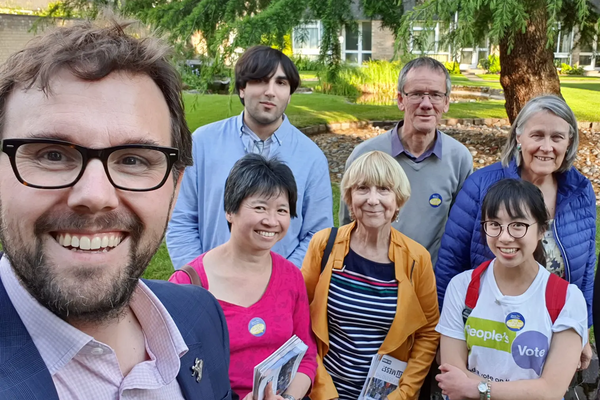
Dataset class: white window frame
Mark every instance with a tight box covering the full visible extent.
[409,21,452,62]
[342,20,373,65]
[553,24,573,66]
[459,39,490,69]
[292,21,322,58]
[578,33,598,70]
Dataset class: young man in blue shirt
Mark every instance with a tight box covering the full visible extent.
[167,46,333,269]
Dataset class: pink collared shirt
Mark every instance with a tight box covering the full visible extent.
[0,257,188,400]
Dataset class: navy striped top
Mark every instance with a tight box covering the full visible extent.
[323,248,398,400]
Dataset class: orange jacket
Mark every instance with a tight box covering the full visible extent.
[301,222,440,400]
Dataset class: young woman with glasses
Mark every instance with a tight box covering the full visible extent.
[435,179,587,400]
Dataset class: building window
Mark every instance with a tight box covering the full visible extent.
[410,22,452,62]
[343,21,372,64]
[578,33,598,69]
[460,37,489,69]
[553,25,573,65]
[293,22,322,58]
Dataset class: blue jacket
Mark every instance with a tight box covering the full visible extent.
[0,278,232,400]
[435,161,596,326]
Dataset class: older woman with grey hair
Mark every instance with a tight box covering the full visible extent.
[436,94,596,368]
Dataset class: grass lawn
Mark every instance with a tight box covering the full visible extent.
[184,92,508,131]
[477,74,600,83]
[452,75,503,89]
[468,74,600,122]
[185,75,600,132]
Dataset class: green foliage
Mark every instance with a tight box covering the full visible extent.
[567,66,585,75]
[175,54,233,93]
[38,1,83,17]
[317,61,402,101]
[179,66,205,90]
[444,61,461,75]
[289,56,324,71]
[42,0,405,92]
[478,55,501,74]
[559,63,585,75]
[359,0,404,38]
[398,0,598,55]
[317,64,363,97]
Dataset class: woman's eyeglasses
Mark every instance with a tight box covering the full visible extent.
[481,221,537,239]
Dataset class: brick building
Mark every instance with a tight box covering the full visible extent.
[0,0,68,64]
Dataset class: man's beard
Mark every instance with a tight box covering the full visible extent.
[0,206,164,324]
[248,103,286,127]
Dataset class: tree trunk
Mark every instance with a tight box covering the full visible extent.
[499,3,562,123]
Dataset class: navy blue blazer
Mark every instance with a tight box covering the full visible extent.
[0,276,232,400]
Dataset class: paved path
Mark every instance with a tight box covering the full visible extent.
[462,71,484,81]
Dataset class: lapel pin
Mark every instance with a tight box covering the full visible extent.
[191,358,203,383]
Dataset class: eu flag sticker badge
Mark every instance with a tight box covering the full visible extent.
[429,193,442,208]
[248,317,266,337]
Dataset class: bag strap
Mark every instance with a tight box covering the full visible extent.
[321,227,338,273]
[462,260,568,325]
[463,260,492,323]
[465,260,492,309]
[180,264,203,288]
[545,273,568,324]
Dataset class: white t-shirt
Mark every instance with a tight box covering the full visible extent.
[436,260,587,382]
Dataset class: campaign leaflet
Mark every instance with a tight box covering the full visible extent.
[252,335,308,400]
[359,354,408,400]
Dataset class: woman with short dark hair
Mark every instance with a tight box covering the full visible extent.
[170,154,317,400]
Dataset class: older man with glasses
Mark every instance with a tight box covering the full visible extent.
[340,57,472,268]
[0,20,231,400]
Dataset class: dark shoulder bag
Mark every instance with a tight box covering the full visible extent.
[180,264,203,288]
[320,227,338,273]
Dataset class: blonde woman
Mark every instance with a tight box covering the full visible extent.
[302,151,440,400]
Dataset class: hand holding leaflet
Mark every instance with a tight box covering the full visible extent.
[359,354,407,400]
[252,335,308,400]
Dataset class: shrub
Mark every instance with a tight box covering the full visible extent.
[444,61,461,75]
[317,63,363,98]
[179,65,205,90]
[177,58,232,93]
[479,55,501,74]
[317,60,402,102]
[568,66,585,75]
[559,63,585,75]
[289,55,323,71]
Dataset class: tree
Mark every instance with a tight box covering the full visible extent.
[397,0,599,122]
[43,0,400,80]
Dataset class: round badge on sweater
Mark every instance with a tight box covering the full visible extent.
[505,312,525,331]
[248,317,266,337]
[429,193,442,208]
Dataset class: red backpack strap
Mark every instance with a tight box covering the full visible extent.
[545,273,568,324]
[463,260,493,322]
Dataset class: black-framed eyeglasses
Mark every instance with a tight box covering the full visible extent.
[481,221,537,239]
[402,91,448,104]
[1,138,179,192]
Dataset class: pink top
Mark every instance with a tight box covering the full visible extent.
[169,251,317,398]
